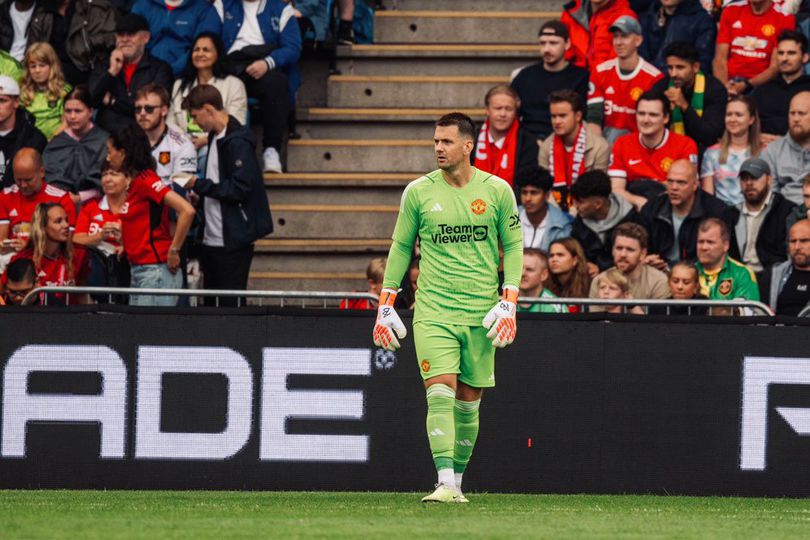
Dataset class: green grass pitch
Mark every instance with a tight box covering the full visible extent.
[0,491,808,539]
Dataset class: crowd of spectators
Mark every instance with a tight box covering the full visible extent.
[474,0,810,316]
[0,0,294,306]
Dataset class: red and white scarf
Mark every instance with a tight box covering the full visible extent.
[474,118,520,185]
[548,123,588,188]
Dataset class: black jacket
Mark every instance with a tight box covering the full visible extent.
[193,116,273,250]
[729,192,797,269]
[572,203,642,272]
[651,73,727,152]
[639,0,716,75]
[0,0,37,53]
[0,109,47,187]
[88,51,174,134]
[752,75,810,136]
[641,189,735,264]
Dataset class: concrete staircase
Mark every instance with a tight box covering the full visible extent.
[251,0,560,292]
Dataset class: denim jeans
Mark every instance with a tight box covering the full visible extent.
[130,263,182,306]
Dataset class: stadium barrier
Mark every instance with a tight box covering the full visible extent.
[0,306,809,496]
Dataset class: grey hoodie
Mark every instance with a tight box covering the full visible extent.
[582,193,635,243]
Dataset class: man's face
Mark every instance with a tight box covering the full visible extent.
[485,93,518,133]
[550,101,580,138]
[666,162,697,208]
[520,254,548,292]
[573,196,604,220]
[434,124,471,171]
[115,30,149,61]
[636,99,668,137]
[788,93,810,140]
[539,35,568,66]
[13,161,44,197]
[740,173,771,207]
[666,56,698,88]
[189,106,216,133]
[612,31,641,59]
[788,221,810,269]
[777,39,807,76]
[520,185,547,215]
[134,93,167,132]
[669,266,698,300]
[802,183,810,209]
[0,94,19,125]
[612,235,645,274]
[4,278,34,305]
[697,225,729,267]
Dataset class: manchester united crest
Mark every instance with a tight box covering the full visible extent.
[470,199,487,215]
[630,87,644,101]
[421,359,431,373]
[159,151,171,166]
[718,278,733,296]
[660,157,674,172]
[761,24,776,37]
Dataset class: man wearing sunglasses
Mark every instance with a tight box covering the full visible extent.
[89,13,174,134]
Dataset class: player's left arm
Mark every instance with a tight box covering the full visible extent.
[483,184,523,348]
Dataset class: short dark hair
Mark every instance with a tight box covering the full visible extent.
[516,166,553,192]
[436,112,476,141]
[548,89,584,115]
[182,84,224,111]
[637,90,670,117]
[663,41,699,64]
[778,29,809,55]
[698,217,730,243]
[570,170,611,200]
[5,257,35,284]
[135,82,170,107]
[612,222,649,251]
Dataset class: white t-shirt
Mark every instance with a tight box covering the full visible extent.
[151,124,197,186]
[520,207,548,249]
[228,0,265,54]
[203,128,227,247]
[9,2,34,62]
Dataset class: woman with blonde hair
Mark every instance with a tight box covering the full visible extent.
[545,237,591,312]
[20,42,71,140]
[700,96,762,206]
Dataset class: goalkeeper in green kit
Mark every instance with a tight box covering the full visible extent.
[372,113,523,503]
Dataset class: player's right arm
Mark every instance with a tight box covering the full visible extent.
[373,180,422,350]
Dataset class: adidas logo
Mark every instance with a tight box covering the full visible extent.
[429,428,446,437]
[606,86,615,95]
[429,203,443,212]
[9,209,17,217]
[94,214,104,221]
[456,439,473,447]
[733,20,742,29]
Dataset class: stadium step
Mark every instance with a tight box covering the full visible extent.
[264,172,415,187]
[247,273,370,296]
[390,0,561,10]
[374,11,556,44]
[266,183,403,206]
[327,75,509,108]
[251,238,390,273]
[335,44,536,76]
[287,139,435,172]
[270,203,399,238]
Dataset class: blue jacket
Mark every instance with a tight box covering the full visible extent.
[639,0,716,74]
[519,204,573,252]
[222,0,302,95]
[133,0,222,76]
[194,116,273,250]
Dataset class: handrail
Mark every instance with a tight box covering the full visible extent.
[22,287,377,308]
[516,296,776,316]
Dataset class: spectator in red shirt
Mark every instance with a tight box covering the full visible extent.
[562,0,638,71]
[713,0,796,97]
[609,91,699,210]
[105,123,195,306]
[6,202,90,305]
[0,148,77,257]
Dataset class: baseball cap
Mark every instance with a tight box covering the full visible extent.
[609,15,642,36]
[738,157,771,179]
[0,75,20,97]
[539,20,569,40]
[116,13,149,33]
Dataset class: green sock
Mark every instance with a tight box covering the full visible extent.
[426,384,456,472]
[453,398,480,474]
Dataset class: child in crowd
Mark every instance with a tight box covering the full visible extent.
[20,42,71,140]
[595,268,644,314]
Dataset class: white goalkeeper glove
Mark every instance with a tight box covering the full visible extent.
[372,288,407,351]
[482,286,518,348]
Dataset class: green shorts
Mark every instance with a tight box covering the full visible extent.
[413,321,496,388]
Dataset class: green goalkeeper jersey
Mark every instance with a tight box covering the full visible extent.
[382,167,524,326]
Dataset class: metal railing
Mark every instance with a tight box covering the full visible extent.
[516,296,775,316]
[799,306,810,318]
[22,287,377,308]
